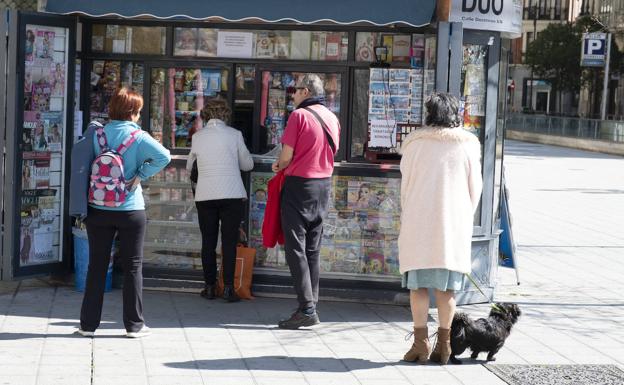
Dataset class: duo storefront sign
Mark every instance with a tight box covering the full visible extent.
[581,32,607,67]
[449,0,522,38]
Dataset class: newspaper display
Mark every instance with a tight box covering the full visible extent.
[20,24,68,267]
[367,68,424,149]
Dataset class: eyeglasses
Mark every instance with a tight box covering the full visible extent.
[295,87,307,91]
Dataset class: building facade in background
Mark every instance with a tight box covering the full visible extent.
[508,0,578,115]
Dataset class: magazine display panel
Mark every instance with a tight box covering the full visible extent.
[89,60,144,123]
[91,24,166,55]
[149,66,229,149]
[19,24,70,267]
[173,28,348,61]
[259,70,341,153]
[142,160,201,269]
[355,32,423,65]
[249,172,401,276]
[461,44,488,137]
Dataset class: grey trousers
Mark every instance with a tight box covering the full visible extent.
[280,175,331,310]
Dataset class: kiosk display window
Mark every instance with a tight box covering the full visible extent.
[89,61,144,123]
[249,172,401,276]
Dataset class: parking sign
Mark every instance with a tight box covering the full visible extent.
[581,32,607,67]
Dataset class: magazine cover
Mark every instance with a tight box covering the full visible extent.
[33,224,55,263]
[25,28,36,62]
[275,32,291,59]
[255,31,275,59]
[31,125,48,151]
[174,28,198,56]
[249,173,271,237]
[32,79,52,112]
[411,34,425,68]
[165,167,178,182]
[381,34,394,62]
[37,189,57,225]
[197,28,218,57]
[42,112,63,152]
[33,152,51,189]
[19,225,35,265]
[24,66,34,94]
[355,32,377,62]
[21,159,36,189]
[290,31,311,60]
[325,32,341,61]
[392,34,411,63]
[35,30,54,62]
[51,62,65,96]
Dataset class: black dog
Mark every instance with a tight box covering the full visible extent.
[450,302,521,364]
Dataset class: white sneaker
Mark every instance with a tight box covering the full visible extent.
[126,325,151,338]
[75,329,95,337]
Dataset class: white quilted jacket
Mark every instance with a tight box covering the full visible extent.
[186,119,254,201]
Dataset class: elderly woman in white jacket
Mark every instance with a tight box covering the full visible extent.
[187,98,254,302]
[399,93,483,365]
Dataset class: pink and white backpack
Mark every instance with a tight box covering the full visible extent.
[88,127,140,207]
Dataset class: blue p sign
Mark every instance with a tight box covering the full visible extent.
[585,39,605,55]
[581,33,607,67]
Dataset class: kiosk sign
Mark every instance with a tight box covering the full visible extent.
[449,0,522,38]
[581,32,607,67]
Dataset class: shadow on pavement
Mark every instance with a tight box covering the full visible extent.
[166,355,390,372]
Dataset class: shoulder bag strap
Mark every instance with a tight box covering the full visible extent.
[303,107,336,154]
[116,130,141,155]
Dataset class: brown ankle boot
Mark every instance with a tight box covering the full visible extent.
[403,327,431,363]
[429,327,451,365]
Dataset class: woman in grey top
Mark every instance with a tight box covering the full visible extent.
[187,98,254,302]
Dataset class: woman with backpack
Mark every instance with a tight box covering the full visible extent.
[76,87,171,338]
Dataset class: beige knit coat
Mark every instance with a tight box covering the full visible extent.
[398,127,483,274]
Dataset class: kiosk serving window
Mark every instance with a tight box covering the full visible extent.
[258,70,341,154]
[148,66,230,149]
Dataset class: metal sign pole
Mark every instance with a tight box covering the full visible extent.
[601,33,611,121]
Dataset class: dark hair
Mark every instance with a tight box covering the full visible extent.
[425,93,461,128]
[201,97,231,124]
[108,87,143,121]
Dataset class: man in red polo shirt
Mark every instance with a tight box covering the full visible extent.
[272,74,340,329]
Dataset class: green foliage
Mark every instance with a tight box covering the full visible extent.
[524,15,622,96]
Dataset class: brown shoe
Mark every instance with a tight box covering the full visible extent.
[403,326,431,363]
[429,327,451,365]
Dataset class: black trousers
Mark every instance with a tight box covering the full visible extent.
[195,199,243,286]
[80,208,146,333]
[280,176,331,310]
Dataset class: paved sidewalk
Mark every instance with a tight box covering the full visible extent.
[1,140,623,385]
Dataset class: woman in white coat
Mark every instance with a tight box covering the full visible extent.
[187,98,254,302]
[399,93,482,365]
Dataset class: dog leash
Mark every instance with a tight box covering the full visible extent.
[464,273,505,314]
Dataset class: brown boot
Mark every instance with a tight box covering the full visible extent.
[403,327,431,363]
[429,327,451,365]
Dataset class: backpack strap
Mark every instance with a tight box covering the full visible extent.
[116,130,141,155]
[95,126,109,152]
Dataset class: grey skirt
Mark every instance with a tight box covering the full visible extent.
[402,268,464,291]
